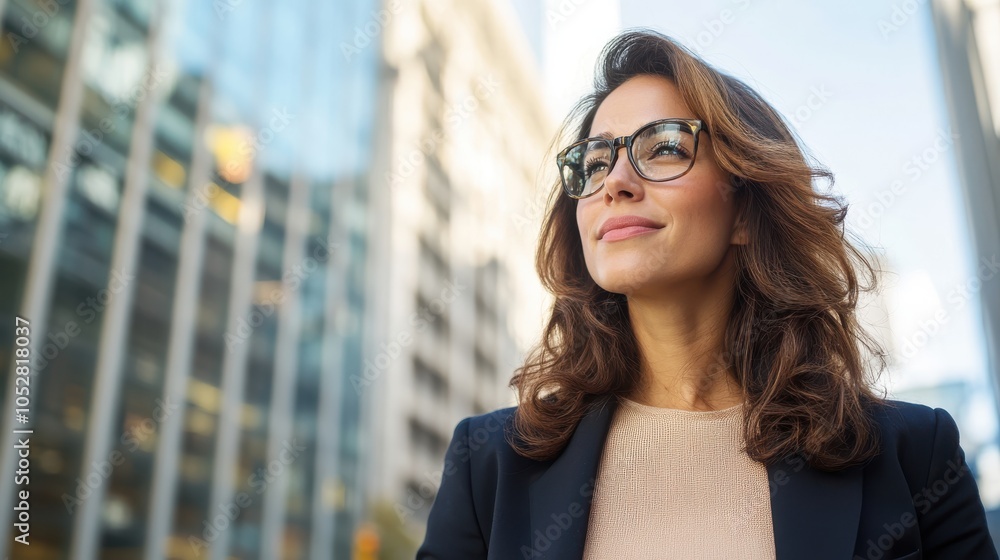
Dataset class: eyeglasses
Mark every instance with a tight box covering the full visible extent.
[556,118,706,199]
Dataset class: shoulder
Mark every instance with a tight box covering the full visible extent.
[866,398,967,490]
[467,405,519,428]
[442,406,519,464]
[458,405,518,437]
[444,405,550,478]
[866,399,998,557]
[868,398,958,448]
[870,398,941,437]
[439,406,541,518]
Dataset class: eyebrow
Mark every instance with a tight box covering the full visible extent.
[588,118,701,141]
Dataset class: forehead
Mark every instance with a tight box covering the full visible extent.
[589,74,694,138]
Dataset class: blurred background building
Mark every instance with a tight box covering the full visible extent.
[929,0,1000,536]
[930,0,1000,430]
[0,0,997,558]
[368,0,553,545]
[0,0,385,558]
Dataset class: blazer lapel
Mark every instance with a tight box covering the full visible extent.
[767,454,864,560]
[527,396,618,559]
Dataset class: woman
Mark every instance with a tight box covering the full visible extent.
[416,29,998,560]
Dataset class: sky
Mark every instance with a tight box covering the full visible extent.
[507,0,999,455]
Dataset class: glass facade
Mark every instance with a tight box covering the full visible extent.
[0,0,380,559]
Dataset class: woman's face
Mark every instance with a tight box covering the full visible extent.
[575,74,745,297]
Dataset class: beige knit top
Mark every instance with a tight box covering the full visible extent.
[581,396,777,560]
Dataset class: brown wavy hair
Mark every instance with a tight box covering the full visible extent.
[508,29,893,471]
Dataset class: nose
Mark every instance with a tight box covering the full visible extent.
[602,144,644,202]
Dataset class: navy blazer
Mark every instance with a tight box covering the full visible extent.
[416,397,999,560]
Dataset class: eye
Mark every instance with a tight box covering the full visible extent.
[583,156,609,177]
[648,139,690,159]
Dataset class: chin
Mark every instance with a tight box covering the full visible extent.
[592,258,660,288]
[594,275,649,296]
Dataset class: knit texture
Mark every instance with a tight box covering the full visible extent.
[581,396,776,559]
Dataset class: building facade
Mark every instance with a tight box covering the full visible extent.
[0,0,382,558]
[371,0,554,542]
[929,0,1000,426]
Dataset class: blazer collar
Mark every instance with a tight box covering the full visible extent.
[527,396,864,559]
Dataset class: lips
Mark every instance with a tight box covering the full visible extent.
[598,215,664,240]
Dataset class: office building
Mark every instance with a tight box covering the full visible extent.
[0,0,382,558]
[370,0,554,539]
[929,0,1000,446]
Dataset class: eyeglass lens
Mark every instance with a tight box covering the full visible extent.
[560,121,696,198]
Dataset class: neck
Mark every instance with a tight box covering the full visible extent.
[624,247,743,412]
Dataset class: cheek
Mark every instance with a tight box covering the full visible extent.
[576,203,598,268]
[576,205,590,255]
[576,202,593,243]
[674,207,737,260]
[676,179,736,235]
